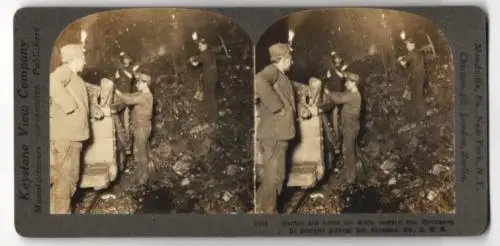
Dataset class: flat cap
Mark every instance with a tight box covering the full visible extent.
[137,73,152,84]
[60,44,84,63]
[120,52,132,60]
[269,43,292,61]
[197,38,207,44]
[404,37,415,44]
[344,72,360,82]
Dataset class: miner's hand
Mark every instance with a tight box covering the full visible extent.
[188,56,199,66]
[300,106,312,119]
[93,108,105,120]
[317,102,332,112]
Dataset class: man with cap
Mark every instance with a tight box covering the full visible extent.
[50,43,104,214]
[115,52,139,92]
[188,38,219,125]
[254,42,311,213]
[114,52,140,155]
[113,73,154,186]
[324,51,348,154]
[404,38,427,121]
[318,72,362,184]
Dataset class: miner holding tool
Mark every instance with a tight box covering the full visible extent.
[324,51,348,154]
[398,32,427,121]
[254,42,311,214]
[50,43,104,214]
[112,73,154,186]
[317,72,362,184]
[188,34,219,125]
[113,52,140,155]
[405,37,427,121]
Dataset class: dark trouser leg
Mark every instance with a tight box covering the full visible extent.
[203,71,218,124]
[331,106,341,153]
[115,109,131,153]
[204,88,217,124]
[410,77,425,120]
[132,123,152,186]
[123,107,131,148]
[342,127,359,184]
[50,140,82,214]
[255,139,288,214]
[113,115,128,171]
[321,116,334,171]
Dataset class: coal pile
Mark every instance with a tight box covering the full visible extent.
[61,9,254,214]
[281,50,455,215]
[137,55,254,214]
[77,51,254,214]
[261,9,455,214]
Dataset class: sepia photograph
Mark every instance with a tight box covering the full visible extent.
[49,8,254,214]
[254,8,455,214]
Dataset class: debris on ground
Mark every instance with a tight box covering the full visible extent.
[72,11,254,214]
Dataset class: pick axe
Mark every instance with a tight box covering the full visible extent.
[419,34,437,59]
[191,31,232,59]
[400,30,436,59]
[218,35,231,58]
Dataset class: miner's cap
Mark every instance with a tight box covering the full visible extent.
[120,52,132,61]
[137,73,152,84]
[269,43,292,62]
[330,51,342,61]
[404,37,415,44]
[60,44,85,63]
[199,38,207,44]
[196,38,208,46]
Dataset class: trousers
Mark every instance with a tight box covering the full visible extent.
[50,140,83,214]
[341,125,359,183]
[132,122,152,185]
[256,139,288,213]
[115,107,131,151]
[201,68,218,124]
[410,75,425,120]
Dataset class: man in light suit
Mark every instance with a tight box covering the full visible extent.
[254,43,310,213]
[50,43,103,214]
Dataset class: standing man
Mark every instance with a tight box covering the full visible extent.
[114,52,139,155]
[50,43,103,214]
[189,38,219,125]
[318,72,362,184]
[324,52,348,154]
[404,38,427,121]
[254,43,310,214]
[115,52,140,92]
[113,73,154,186]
